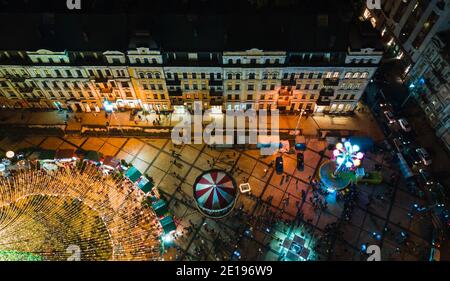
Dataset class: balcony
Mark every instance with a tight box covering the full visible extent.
[319,88,334,97]
[5,74,26,83]
[19,87,34,93]
[316,98,331,106]
[100,87,113,94]
[170,98,184,105]
[323,78,340,86]
[278,88,293,97]
[166,79,181,86]
[168,88,183,97]
[209,79,223,86]
[91,76,111,83]
[281,79,296,86]
[210,99,223,106]
[209,89,224,97]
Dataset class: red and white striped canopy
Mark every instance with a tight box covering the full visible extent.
[193,170,237,214]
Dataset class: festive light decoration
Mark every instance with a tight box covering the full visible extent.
[332,140,364,176]
[0,161,162,261]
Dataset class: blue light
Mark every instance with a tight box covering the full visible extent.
[233,251,240,257]
[409,83,415,89]
[327,188,336,193]
[361,244,367,252]
[103,100,114,112]
[419,78,425,85]
[376,234,382,240]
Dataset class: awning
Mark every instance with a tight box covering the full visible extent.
[152,199,168,217]
[85,150,103,162]
[137,176,154,193]
[38,150,56,160]
[125,166,142,183]
[55,149,76,160]
[159,216,176,234]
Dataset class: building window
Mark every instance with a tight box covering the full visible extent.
[166,72,172,79]
[227,73,232,79]
[248,94,253,100]
[236,73,241,80]
[235,84,240,91]
[183,73,188,79]
[248,73,255,80]
[184,84,189,90]
[313,84,319,90]
[261,84,267,91]
[344,72,352,79]
[227,84,232,91]
[352,72,360,79]
[201,73,206,79]
[248,84,254,91]
[192,73,197,79]
[360,72,368,79]
[304,84,310,90]
[270,84,275,90]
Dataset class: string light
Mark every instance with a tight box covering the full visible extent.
[0,160,162,261]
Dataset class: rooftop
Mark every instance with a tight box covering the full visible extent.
[0,0,381,53]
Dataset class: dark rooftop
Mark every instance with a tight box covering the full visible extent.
[0,0,381,53]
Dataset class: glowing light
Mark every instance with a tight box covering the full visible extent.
[333,149,340,157]
[354,159,361,167]
[344,141,351,148]
[6,151,14,159]
[345,162,353,168]
[356,152,364,159]
[336,143,343,150]
[336,157,344,165]
[103,100,114,112]
[352,145,360,152]
[162,234,173,243]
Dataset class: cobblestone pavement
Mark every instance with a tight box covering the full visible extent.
[0,134,433,261]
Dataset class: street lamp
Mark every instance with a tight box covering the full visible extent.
[6,151,14,159]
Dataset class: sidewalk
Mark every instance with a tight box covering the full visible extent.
[0,103,384,140]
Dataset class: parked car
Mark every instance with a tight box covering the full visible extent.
[296,153,304,171]
[404,150,422,166]
[383,110,396,124]
[416,148,432,166]
[418,169,434,186]
[398,134,412,146]
[398,118,412,132]
[275,156,284,174]
[393,138,404,152]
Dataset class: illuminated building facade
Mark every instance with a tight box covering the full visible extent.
[406,31,450,151]
[362,0,450,78]
[0,11,383,115]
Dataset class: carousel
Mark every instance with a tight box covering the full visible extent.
[193,169,238,219]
